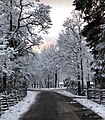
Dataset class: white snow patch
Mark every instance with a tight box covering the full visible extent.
[75,98,105,119]
[0,91,39,120]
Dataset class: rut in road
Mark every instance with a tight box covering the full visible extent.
[19,91,103,120]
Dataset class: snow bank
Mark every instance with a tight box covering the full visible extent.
[75,98,105,119]
[57,90,76,97]
[0,91,39,120]
[57,90,105,119]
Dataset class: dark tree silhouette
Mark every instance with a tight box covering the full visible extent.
[73,0,105,86]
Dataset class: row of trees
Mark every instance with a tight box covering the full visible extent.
[23,0,105,89]
[23,10,93,88]
[1,0,104,90]
[0,0,52,91]
[14,0,105,89]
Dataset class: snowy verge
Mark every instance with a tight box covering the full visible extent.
[0,91,39,120]
[75,98,105,119]
[57,90,105,119]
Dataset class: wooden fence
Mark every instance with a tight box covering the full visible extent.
[66,80,105,104]
[66,80,85,95]
[87,88,105,104]
[0,88,27,116]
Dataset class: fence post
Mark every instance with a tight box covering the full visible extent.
[100,89,102,104]
[0,99,1,116]
[78,81,81,95]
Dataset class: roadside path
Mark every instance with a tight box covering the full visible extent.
[19,91,103,120]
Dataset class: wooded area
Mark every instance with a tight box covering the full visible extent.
[0,0,105,115]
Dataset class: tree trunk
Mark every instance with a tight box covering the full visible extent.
[78,81,81,95]
[10,0,12,31]
[9,0,15,47]
[55,71,57,88]
[81,59,84,89]
[3,73,7,91]
[77,64,80,81]
[48,74,50,88]
[79,19,84,90]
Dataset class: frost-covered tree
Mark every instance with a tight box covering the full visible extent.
[12,52,38,86]
[57,10,93,88]
[38,45,60,87]
[0,0,52,90]
[0,0,51,56]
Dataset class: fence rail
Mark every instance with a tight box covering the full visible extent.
[87,88,105,104]
[66,80,85,96]
[66,80,105,105]
[0,88,27,116]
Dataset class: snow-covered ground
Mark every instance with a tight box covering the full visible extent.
[0,91,39,120]
[57,90,105,119]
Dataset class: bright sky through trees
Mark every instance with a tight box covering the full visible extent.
[40,0,74,44]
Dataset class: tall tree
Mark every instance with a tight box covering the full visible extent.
[57,10,93,87]
[0,0,52,56]
[0,0,52,90]
[73,0,105,86]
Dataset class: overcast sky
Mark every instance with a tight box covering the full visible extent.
[40,0,74,44]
